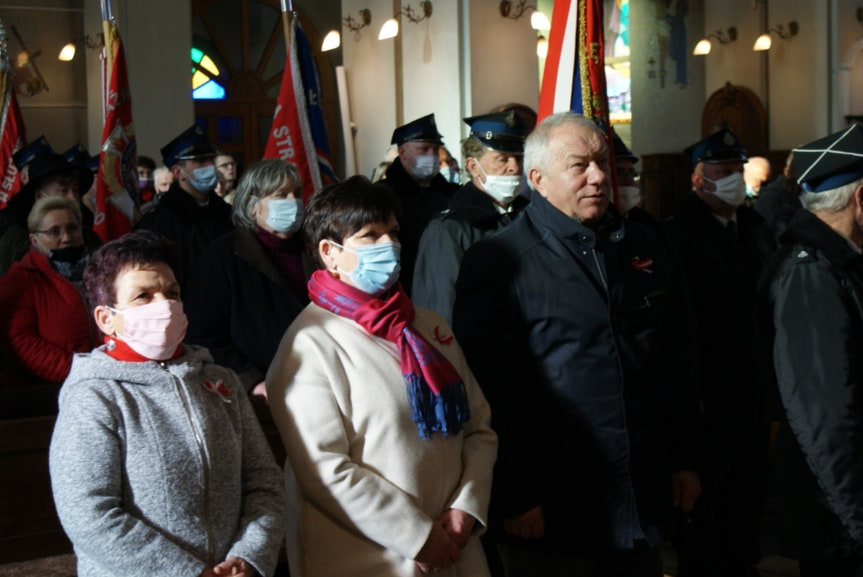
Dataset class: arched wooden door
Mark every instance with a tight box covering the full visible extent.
[190,0,339,175]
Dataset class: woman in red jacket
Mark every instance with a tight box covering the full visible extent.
[0,196,96,388]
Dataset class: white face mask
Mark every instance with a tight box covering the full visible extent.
[618,186,642,213]
[410,154,439,180]
[703,172,746,207]
[474,159,521,206]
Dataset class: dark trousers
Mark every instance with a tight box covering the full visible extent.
[676,420,770,577]
[495,540,662,577]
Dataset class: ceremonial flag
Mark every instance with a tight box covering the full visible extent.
[537,0,617,203]
[94,26,138,241]
[264,14,336,202]
[0,19,26,210]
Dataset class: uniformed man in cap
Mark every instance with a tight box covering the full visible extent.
[412,110,529,324]
[135,125,232,286]
[666,129,776,577]
[379,113,457,295]
[758,124,863,576]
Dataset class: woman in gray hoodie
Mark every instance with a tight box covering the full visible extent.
[49,230,286,577]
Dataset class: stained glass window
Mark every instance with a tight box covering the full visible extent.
[191,47,225,100]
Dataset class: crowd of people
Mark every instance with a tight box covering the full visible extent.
[0,108,861,577]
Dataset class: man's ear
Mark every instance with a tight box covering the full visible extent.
[465,157,480,181]
[855,185,863,210]
[93,306,116,337]
[528,167,544,197]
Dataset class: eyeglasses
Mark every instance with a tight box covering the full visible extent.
[33,223,82,239]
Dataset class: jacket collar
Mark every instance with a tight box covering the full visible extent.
[527,191,625,248]
[782,209,863,274]
[159,182,223,220]
[234,226,295,290]
[449,182,526,223]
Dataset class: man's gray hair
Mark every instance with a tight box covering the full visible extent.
[232,159,302,229]
[800,176,863,213]
[523,112,605,189]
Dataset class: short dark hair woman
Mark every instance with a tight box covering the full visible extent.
[267,175,498,576]
[49,230,285,577]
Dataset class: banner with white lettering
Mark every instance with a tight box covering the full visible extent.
[0,18,25,210]
[264,15,335,201]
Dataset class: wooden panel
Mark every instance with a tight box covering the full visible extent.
[0,416,72,564]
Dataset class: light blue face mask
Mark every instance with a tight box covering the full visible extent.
[264,197,303,234]
[332,240,401,296]
[185,164,219,192]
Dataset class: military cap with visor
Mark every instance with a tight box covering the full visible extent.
[463,110,529,155]
[685,128,748,166]
[792,124,863,193]
[160,125,218,167]
[391,114,444,146]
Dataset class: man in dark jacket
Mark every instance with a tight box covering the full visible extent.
[413,110,529,324]
[134,125,233,287]
[453,111,701,576]
[666,129,776,577]
[759,125,863,576]
[379,113,457,295]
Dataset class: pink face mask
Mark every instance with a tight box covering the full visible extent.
[109,299,188,360]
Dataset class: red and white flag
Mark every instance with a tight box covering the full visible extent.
[0,18,26,210]
[264,15,330,203]
[94,29,138,241]
[537,0,617,204]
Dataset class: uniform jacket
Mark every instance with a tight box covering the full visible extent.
[0,248,95,386]
[412,182,527,324]
[185,227,307,391]
[380,158,456,296]
[266,304,497,577]
[666,195,776,425]
[49,345,286,577]
[452,194,700,550]
[758,209,863,559]
[134,183,233,286]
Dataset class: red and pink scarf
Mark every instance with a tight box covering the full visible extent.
[308,270,469,439]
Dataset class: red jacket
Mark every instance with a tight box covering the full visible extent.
[0,248,95,386]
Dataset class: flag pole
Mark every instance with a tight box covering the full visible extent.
[100,0,114,73]
[280,0,293,52]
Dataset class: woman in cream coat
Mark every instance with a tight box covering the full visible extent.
[267,176,497,577]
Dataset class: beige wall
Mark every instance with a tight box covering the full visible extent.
[84,0,193,164]
[1,1,89,155]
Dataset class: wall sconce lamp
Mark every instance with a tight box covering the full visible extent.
[322,9,372,52]
[499,0,551,30]
[536,35,548,58]
[378,1,433,41]
[752,21,799,51]
[692,27,738,56]
[58,33,105,61]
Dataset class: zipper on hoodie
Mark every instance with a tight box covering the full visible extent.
[163,362,216,565]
